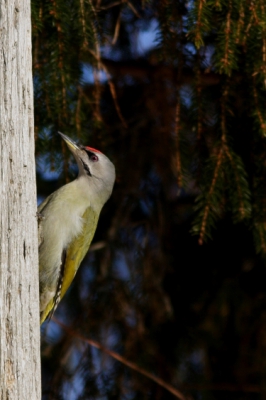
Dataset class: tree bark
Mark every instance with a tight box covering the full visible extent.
[0,1,41,399]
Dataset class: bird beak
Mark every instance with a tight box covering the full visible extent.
[58,132,80,153]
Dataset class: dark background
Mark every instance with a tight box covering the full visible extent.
[33,0,266,398]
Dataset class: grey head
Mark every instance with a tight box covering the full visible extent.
[58,132,116,203]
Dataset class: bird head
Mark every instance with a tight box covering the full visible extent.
[59,132,115,202]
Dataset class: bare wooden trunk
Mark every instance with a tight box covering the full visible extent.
[0,1,41,399]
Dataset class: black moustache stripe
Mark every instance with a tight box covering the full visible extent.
[81,159,91,176]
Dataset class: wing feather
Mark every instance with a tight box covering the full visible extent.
[40,206,99,323]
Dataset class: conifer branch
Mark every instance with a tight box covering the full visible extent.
[259,0,266,87]
[235,0,245,44]
[51,0,68,120]
[79,0,88,48]
[194,0,205,49]
[88,0,103,123]
[252,78,266,135]
[198,146,224,245]
[219,0,234,75]
[243,2,257,44]
[255,223,266,254]
[251,0,259,25]
[223,1,232,69]
[32,4,42,69]
[221,88,228,143]
[224,146,246,219]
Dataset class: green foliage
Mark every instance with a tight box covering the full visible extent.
[187,0,214,49]
[192,148,226,242]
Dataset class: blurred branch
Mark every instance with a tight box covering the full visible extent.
[88,0,104,123]
[112,10,122,45]
[53,318,187,400]
[98,1,123,10]
[89,240,106,251]
[89,49,128,128]
[100,58,222,85]
[126,0,141,18]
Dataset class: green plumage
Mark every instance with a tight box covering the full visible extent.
[39,206,98,324]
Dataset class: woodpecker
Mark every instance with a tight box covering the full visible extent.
[38,132,115,324]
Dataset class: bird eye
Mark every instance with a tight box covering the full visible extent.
[89,154,98,162]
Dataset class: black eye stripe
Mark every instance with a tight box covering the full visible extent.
[84,149,98,162]
[86,150,94,157]
[80,146,93,156]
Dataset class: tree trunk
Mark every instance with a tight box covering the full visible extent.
[0,1,41,399]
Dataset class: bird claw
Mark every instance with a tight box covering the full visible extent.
[36,212,45,221]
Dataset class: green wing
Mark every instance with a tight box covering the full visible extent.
[40,206,99,323]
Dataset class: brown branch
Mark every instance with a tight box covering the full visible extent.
[79,0,88,49]
[32,6,42,68]
[224,146,245,219]
[259,0,266,87]
[194,0,205,47]
[50,0,68,121]
[86,3,127,127]
[98,1,123,10]
[126,0,141,18]
[198,146,224,245]
[235,0,245,44]
[256,223,266,254]
[53,318,187,400]
[88,0,104,123]
[221,83,228,143]
[252,77,266,135]
[112,10,122,45]
[107,79,128,128]
[243,1,258,44]
[221,0,232,71]
[89,50,128,128]
[89,240,106,251]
